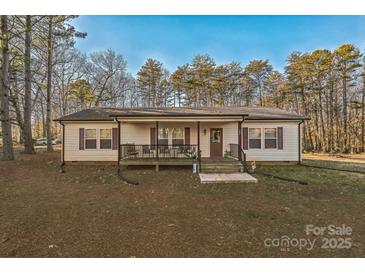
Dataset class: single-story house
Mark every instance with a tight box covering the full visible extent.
[55,106,308,174]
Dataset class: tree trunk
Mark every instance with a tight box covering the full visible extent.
[313,103,320,151]
[328,77,335,152]
[324,89,330,152]
[361,70,365,153]
[0,16,14,160]
[9,67,25,137]
[46,17,53,152]
[342,75,349,153]
[23,15,35,153]
[299,85,312,150]
[40,95,46,137]
[318,83,326,151]
[335,88,340,152]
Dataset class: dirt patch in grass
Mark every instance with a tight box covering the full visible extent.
[0,152,365,257]
[302,159,365,173]
[303,152,365,164]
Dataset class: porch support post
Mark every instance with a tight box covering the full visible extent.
[197,121,201,172]
[238,120,242,161]
[155,121,159,171]
[116,119,121,178]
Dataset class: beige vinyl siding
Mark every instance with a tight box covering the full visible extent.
[121,121,235,158]
[242,121,299,161]
[64,122,118,161]
[200,122,238,157]
[63,120,300,162]
[120,122,153,144]
[120,121,198,145]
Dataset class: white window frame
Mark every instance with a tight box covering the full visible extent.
[99,128,112,150]
[248,128,262,149]
[85,129,97,150]
[158,128,169,146]
[264,128,277,149]
[171,128,184,147]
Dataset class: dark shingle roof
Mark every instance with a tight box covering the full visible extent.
[55,107,308,121]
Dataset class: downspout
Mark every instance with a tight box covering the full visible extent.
[240,116,245,129]
[114,117,138,185]
[116,118,121,178]
[298,120,304,164]
[60,121,65,173]
[240,116,247,172]
[238,116,245,161]
[155,121,159,172]
[197,121,201,172]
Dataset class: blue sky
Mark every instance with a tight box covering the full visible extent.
[74,16,365,75]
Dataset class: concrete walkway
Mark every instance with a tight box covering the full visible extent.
[199,173,257,184]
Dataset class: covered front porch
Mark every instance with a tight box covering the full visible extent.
[115,117,247,172]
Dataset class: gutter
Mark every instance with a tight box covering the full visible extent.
[53,118,114,122]
[109,113,250,118]
[244,117,310,121]
[54,115,310,122]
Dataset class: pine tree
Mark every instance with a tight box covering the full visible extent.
[334,44,361,153]
[137,59,169,107]
[244,59,272,106]
[23,15,35,153]
[0,15,14,160]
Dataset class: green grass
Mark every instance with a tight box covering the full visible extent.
[1,152,365,257]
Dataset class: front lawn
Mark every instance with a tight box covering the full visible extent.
[0,152,364,257]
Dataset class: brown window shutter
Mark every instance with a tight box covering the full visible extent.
[278,127,283,150]
[112,128,118,150]
[79,128,84,150]
[242,127,248,150]
[150,128,156,146]
[184,127,190,145]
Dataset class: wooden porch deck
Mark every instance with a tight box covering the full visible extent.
[119,157,243,174]
[118,144,246,172]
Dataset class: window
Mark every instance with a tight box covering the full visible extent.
[172,128,184,146]
[100,129,112,149]
[265,128,277,149]
[211,129,221,143]
[249,128,261,149]
[85,129,97,149]
[158,128,168,146]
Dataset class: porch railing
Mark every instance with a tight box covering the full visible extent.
[120,144,199,160]
[229,143,239,159]
[229,143,247,172]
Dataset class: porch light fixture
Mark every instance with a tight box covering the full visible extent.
[203,129,207,135]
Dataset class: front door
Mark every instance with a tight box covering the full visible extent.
[210,128,223,157]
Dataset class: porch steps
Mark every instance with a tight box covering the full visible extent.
[200,161,243,173]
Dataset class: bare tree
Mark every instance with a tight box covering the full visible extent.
[45,16,53,151]
[23,15,34,153]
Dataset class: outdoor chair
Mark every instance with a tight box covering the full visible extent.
[159,145,170,158]
[125,144,139,158]
[142,145,154,158]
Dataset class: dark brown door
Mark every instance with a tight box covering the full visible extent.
[210,128,223,157]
